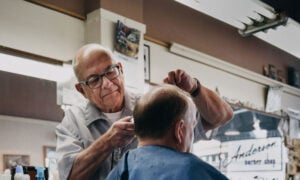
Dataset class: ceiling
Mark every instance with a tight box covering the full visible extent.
[261,0,300,24]
[175,0,300,59]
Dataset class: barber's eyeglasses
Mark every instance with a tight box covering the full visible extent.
[79,64,120,89]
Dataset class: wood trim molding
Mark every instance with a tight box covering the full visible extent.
[0,46,63,65]
[144,35,170,48]
[25,0,86,20]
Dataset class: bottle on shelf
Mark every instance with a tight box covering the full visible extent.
[14,165,24,180]
[0,169,11,180]
[35,166,45,180]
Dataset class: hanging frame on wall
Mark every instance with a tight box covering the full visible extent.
[143,44,150,81]
[3,154,30,170]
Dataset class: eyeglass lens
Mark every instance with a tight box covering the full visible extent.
[87,66,119,89]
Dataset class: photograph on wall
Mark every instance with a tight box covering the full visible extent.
[265,85,283,113]
[143,44,150,81]
[3,154,30,169]
[114,20,141,60]
[43,145,57,171]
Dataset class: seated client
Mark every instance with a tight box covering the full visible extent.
[106,84,228,180]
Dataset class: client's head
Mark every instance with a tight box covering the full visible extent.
[133,84,197,152]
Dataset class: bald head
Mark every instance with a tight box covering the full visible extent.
[133,84,196,139]
[73,44,116,81]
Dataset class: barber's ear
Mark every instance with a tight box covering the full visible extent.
[175,119,185,144]
[117,62,124,74]
[75,83,86,97]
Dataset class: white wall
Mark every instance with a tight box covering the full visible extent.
[282,93,300,111]
[0,115,58,172]
[0,0,85,61]
[146,40,300,112]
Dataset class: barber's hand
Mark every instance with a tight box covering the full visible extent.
[163,69,197,93]
[106,116,135,148]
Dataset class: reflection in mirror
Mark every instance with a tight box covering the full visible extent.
[216,106,282,142]
[193,106,287,180]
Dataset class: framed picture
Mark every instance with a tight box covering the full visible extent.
[114,20,141,59]
[43,146,56,167]
[288,67,300,88]
[3,154,30,169]
[143,44,150,81]
[268,64,277,80]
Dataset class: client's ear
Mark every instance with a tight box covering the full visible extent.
[175,119,185,145]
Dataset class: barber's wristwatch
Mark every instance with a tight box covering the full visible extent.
[190,78,201,97]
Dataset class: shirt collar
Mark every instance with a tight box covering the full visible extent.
[84,90,135,126]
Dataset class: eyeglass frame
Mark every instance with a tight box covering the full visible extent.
[79,64,121,89]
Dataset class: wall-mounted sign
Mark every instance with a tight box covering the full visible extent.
[222,137,282,172]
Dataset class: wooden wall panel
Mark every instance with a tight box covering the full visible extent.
[0,70,64,122]
[101,0,143,22]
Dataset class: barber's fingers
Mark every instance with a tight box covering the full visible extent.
[116,116,135,131]
[118,116,132,122]
[115,121,134,131]
[163,69,186,85]
[163,70,187,90]
[168,70,179,84]
[163,71,176,84]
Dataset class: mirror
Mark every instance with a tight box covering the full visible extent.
[193,106,286,180]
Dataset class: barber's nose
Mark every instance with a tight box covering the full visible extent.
[101,76,114,88]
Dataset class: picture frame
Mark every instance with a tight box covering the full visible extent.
[3,154,30,170]
[268,64,277,80]
[143,44,150,81]
[288,67,300,88]
[43,146,56,167]
[114,20,141,59]
[265,85,283,113]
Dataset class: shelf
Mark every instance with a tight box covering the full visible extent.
[170,43,300,97]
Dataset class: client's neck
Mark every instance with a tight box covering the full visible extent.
[137,137,178,150]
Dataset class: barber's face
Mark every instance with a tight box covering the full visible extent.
[76,51,125,113]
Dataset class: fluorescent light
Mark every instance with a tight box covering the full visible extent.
[239,12,288,37]
[249,11,264,22]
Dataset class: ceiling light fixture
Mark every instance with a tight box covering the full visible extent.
[238,11,288,37]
